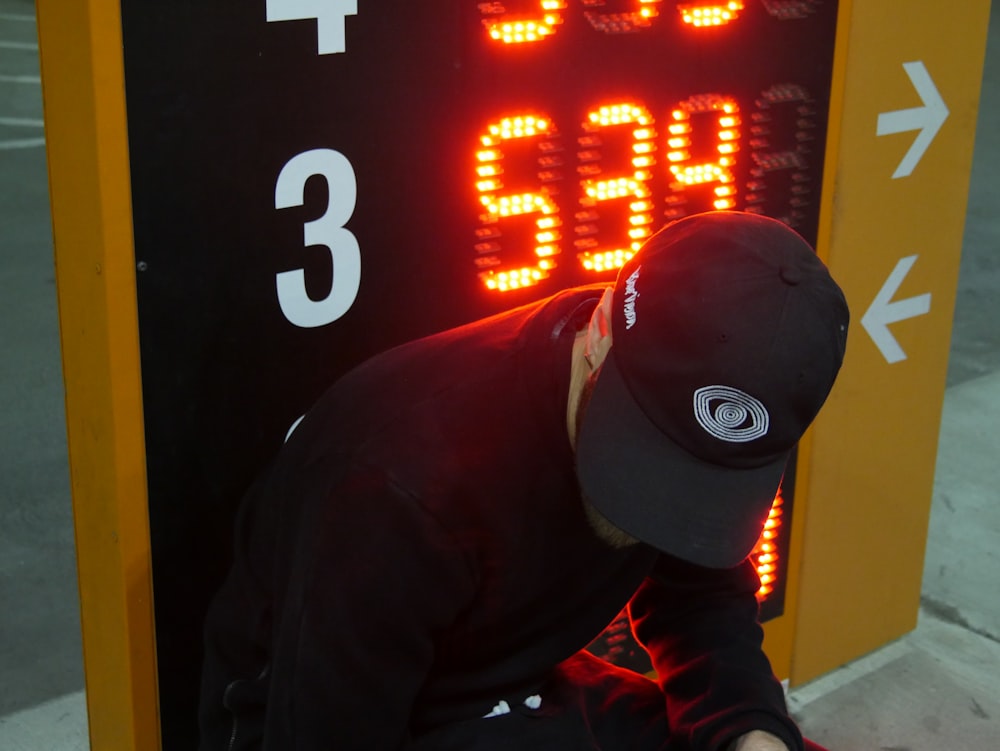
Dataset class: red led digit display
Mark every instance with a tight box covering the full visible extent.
[576,103,656,274]
[477,0,825,40]
[472,92,817,292]
[679,2,745,27]
[472,85,823,291]
[464,5,834,297]
[481,0,568,44]
[475,114,562,291]
[665,94,741,214]
[480,1,765,41]
[753,488,785,598]
[581,0,663,33]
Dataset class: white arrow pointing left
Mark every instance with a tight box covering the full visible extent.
[877,61,949,179]
[861,255,932,364]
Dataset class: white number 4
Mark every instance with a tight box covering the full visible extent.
[266,0,358,55]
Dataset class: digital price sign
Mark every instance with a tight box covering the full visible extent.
[116,1,837,745]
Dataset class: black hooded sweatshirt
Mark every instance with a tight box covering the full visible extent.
[199,286,800,751]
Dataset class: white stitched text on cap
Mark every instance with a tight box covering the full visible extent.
[693,386,769,443]
[623,266,641,330]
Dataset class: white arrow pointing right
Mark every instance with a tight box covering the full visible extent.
[861,255,932,364]
[877,61,949,179]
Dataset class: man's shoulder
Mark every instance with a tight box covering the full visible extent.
[328,284,605,412]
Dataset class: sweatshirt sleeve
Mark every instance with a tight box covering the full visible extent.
[627,555,803,751]
[262,464,478,750]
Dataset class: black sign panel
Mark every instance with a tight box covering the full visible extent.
[121,1,838,745]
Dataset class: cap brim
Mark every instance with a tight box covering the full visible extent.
[575,353,788,569]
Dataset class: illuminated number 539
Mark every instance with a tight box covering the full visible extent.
[474,88,813,292]
[275,149,361,328]
[474,98,739,292]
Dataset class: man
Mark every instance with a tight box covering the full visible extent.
[199,211,849,750]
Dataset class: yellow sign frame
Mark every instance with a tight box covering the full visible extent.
[792,0,992,684]
[37,0,158,747]
[39,0,991,746]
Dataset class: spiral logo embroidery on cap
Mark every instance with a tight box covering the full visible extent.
[693,386,770,443]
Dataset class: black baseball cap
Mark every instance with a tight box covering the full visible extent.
[575,211,849,568]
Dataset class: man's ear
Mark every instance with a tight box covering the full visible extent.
[584,287,615,370]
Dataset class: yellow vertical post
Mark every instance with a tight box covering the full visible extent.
[793,0,992,683]
[37,0,160,748]
[34,0,992,740]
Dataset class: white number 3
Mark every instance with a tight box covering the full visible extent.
[275,149,361,328]
[266,0,359,55]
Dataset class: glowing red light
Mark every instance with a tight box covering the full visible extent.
[482,1,567,44]
[476,115,562,291]
[678,2,745,27]
[752,490,784,600]
[583,0,663,34]
[476,87,817,291]
[577,102,656,273]
[665,94,741,215]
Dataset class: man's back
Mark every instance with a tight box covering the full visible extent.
[199,287,657,748]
